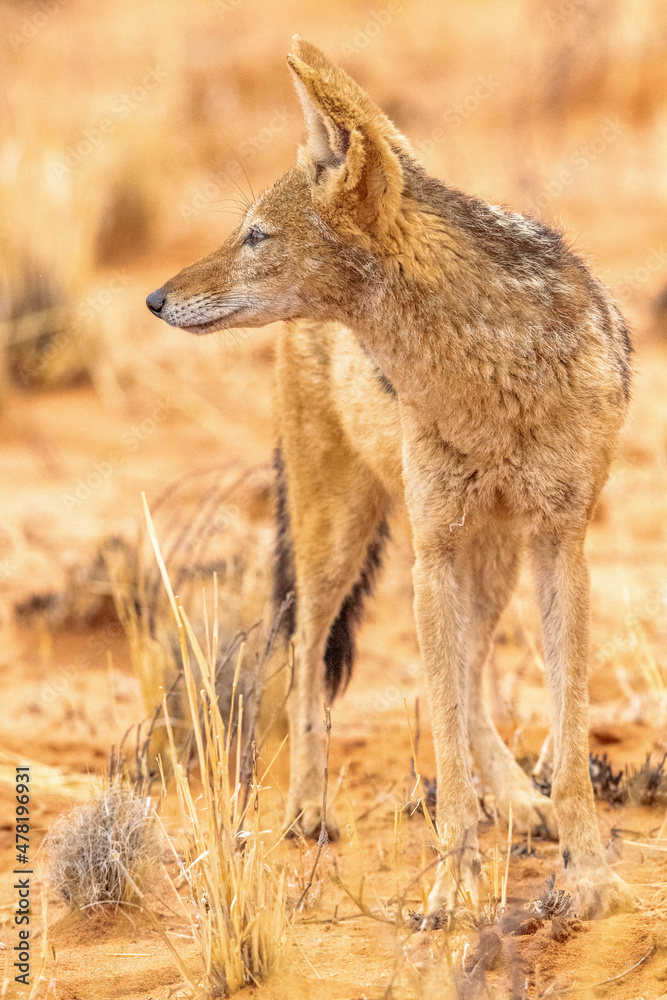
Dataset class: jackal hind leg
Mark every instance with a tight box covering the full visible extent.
[465,523,558,840]
[275,437,390,840]
[531,529,632,918]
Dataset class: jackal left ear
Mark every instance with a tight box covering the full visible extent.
[287,44,404,235]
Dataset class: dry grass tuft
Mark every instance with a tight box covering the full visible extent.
[0,250,87,393]
[105,465,286,774]
[142,496,289,995]
[588,752,667,807]
[45,775,164,913]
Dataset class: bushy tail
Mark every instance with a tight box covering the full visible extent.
[321,517,389,700]
[271,445,389,701]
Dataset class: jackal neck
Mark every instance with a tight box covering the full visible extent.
[330,160,600,420]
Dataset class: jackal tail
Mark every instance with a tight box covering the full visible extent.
[272,445,388,701]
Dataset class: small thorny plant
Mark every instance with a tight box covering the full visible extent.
[529,751,667,808]
[588,752,667,806]
[529,873,572,920]
[589,752,626,804]
[625,752,667,807]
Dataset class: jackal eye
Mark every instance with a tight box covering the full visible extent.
[242,226,269,247]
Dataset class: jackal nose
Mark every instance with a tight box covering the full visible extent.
[146,287,166,315]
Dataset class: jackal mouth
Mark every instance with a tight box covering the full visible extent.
[180,309,246,335]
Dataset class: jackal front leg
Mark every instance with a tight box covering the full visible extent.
[401,415,482,914]
[532,530,633,918]
[411,535,482,915]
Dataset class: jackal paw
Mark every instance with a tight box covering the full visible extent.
[426,852,484,918]
[284,797,339,841]
[482,771,558,840]
[493,785,558,840]
[567,859,633,919]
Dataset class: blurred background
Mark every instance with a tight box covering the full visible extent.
[1,0,666,736]
[2,0,666,585]
[1,3,667,993]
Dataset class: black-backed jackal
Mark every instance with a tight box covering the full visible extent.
[147,37,632,918]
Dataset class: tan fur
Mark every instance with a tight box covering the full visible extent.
[147,37,632,918]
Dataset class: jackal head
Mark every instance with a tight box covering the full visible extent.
[146,36,412,334]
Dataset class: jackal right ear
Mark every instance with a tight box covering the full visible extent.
[287,40,406,236]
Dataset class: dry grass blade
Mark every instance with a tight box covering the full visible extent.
[0,749,91,799]
[553,944,657,996]
[143,500,288,995]
[27,887,52,1000]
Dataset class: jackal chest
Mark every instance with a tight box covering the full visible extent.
[399,398,598,534]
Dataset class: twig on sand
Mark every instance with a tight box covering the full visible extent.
[554,944,656,996]
[335,872,396,927]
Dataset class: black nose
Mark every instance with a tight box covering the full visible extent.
[146,287,166,315]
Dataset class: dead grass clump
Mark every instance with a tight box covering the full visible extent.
[588,752,667,807]
[14,540,121,629]
[45,776,164,912]
[104,465,286,773]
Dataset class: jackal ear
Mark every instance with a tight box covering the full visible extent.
[288,63,350,173]
[287,44,405,234]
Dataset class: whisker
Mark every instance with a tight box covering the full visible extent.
[236,325,253,348]
[219,133,256,205]
[221,168,253,211]
[214,196,249,208]
[211,208,247,218]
